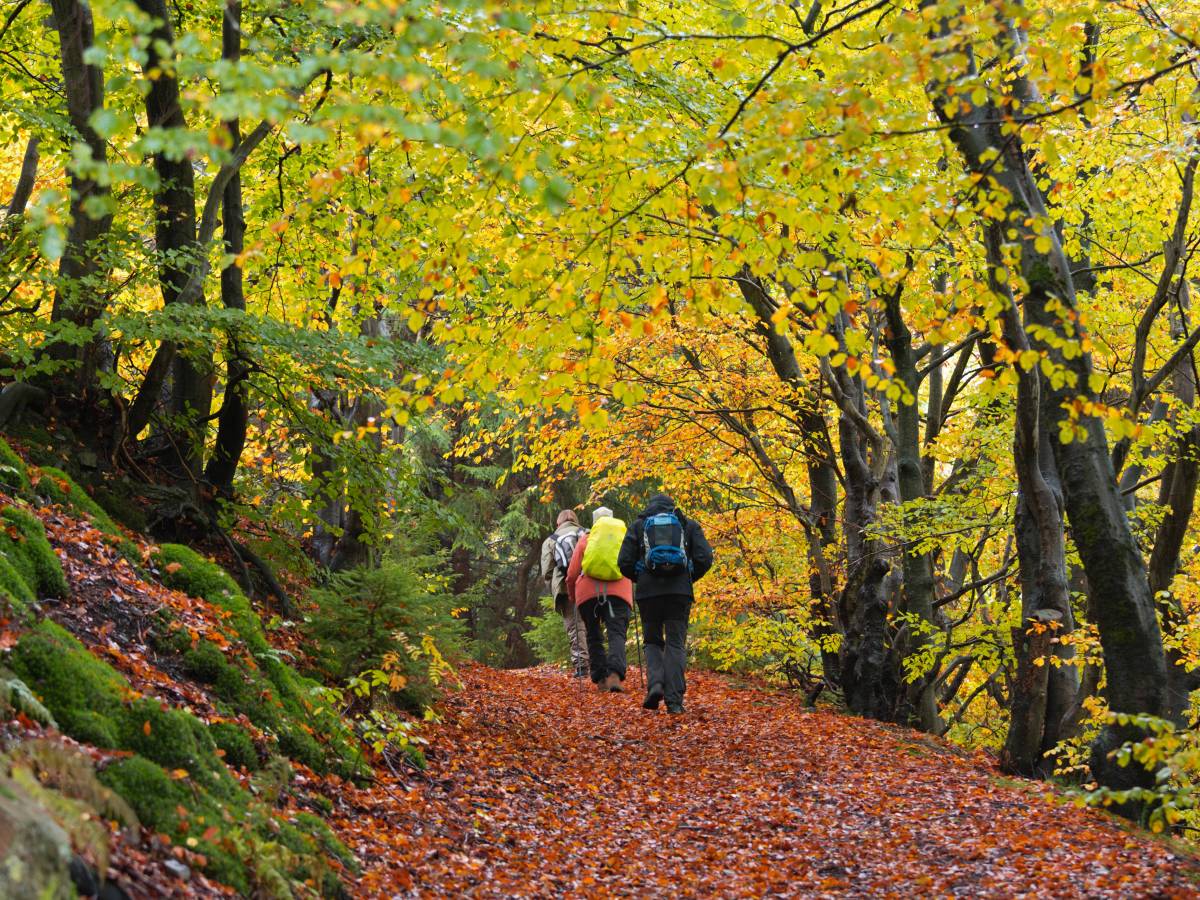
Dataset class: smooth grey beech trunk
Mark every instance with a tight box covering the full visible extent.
[983,227,1077,776]
[928,10,1167,797]
[1147,285,1200,719]
[882,285,941,732]
[830,328,903,722]
[736,271,842,682]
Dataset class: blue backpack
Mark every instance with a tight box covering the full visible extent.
[642,512,690,577]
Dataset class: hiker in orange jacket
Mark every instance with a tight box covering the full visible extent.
[566,507,634,693]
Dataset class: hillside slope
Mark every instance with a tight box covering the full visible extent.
[0,444,362,897]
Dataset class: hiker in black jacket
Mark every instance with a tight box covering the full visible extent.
[618,493,713,714]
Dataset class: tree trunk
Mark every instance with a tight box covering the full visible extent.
[4,136,38,222]
[930,13,1167,797]
[834,364,900,720]
[882,285,940,732]
[309,390,342,570]
[205,0,250,496]
[981,226,1077,775]
[505,537,543,667]
[1001,610,1062,775]
[1147,283,1200,719]
[46,0,113,394]
[735,271,842,680]
[132,0,211,481]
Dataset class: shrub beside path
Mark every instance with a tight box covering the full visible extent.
[330,665,1200,898]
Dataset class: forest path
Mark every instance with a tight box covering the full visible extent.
[331,665,1199,898]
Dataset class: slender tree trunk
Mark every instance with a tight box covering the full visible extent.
[1147,282,1200,718]
[122,31,364,450]
[736,271,843,680]
[4,136,38,222]
[984,226,1076,775]
[309,388,342,569]
[921,330,943,492]
[46,0,112,394]
[132,0,211,481]
[506,537,542,667]
[0,135,39,301]
[205,0,250,495]
[882,285,940,732]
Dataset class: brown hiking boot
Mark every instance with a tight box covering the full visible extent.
[595,679,609,693]
[605,673,625,693]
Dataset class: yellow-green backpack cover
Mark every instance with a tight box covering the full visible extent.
[581,517,626,581]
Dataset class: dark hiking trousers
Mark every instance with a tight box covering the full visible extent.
[579,594,630,683]
[639,595,691,706]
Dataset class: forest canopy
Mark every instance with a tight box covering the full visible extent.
[4,0,1200,830]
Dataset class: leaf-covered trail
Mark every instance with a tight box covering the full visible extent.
[331,666,1199,898]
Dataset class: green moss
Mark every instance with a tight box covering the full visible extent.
[251,755,294,806]
[0,506,68,598]
[99,758,273,897]
[182,640,234,684]
[90,482,148,533]
[32,468,138,559]
[272,817,351,893]
[0,439,29,493]
[182,641,285,734]
[8,622,125,747]
[278,725,326,772]
[5,424,57,469]
[201,846,251,896]
[1026,257,1062,295]
[97,755,186,832]
[97,749,252,893]
[155,544,242,604]
[98,756,253,896]
[10,620,346,896]
[210,722,259,771]
[32,467,116,531]
[0,672,56,728]
[154,547,364,776]
[119,698,232,794]
[154,545,269,654]
[276,820,313,856]
[180,642,359,777]
[295,811,357,870]
[0,554,33,607]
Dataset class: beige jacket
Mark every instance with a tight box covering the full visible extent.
[540,522,584,598]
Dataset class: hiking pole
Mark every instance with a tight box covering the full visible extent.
[632,599,645,691]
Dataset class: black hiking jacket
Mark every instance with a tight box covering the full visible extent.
[617,494,714,602]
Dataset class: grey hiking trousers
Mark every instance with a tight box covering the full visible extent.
[557,593,589,674]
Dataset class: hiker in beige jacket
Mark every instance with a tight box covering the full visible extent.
[540,510,589,678]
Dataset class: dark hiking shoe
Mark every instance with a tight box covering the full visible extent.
[642,683,664,710]
[666,703,685,715]
[606,673,625,693]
